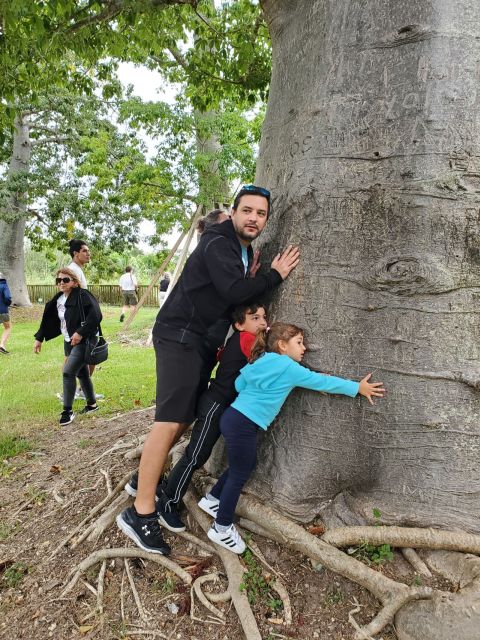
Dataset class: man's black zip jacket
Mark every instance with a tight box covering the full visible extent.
[153,219,282,346]
[34,288,102,342]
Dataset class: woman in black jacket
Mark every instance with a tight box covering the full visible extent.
[34,267,102,425]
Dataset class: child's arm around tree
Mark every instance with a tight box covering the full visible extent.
[289,362,384,405]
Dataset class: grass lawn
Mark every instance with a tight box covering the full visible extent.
[0,305,158,452]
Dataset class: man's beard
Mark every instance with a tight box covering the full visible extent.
[236,226,259,242]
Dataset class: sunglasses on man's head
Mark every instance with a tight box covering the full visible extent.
[240,184,271,199]
[56,277,72,284]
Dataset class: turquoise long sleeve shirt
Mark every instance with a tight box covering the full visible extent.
[231,352,360,430]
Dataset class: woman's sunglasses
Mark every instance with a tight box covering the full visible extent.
[55,277,72,284]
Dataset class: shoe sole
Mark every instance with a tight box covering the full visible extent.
[158,514,186,533]
[116,514,169,555]
[124,482,137,497]
[198,498,220,518]
[207,528,245,554]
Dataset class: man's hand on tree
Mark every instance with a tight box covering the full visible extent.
[249,250,261,278]
[271,245,300,279]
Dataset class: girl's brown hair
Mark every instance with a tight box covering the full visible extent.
[249,322,304,362]
[56,267,81,287]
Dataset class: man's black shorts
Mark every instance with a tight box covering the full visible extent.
[153,335,203,424]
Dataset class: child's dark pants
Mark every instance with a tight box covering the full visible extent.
[210,407,259,526]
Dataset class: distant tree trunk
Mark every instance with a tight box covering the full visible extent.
[251,0,480,533]
[0,113,32,306]
[195,109,230,210]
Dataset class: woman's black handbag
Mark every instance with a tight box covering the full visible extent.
[78,290,109,365]
[84,334,109,365]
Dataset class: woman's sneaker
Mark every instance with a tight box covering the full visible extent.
[59,410,75,426]
[116,507,171,555]
[207,522,246,554]
[198,494,220,518]
[79,404,99,415]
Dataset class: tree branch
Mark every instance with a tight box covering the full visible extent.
[140,181,198,202]
[30,136,70,147]
[162,47,243,86]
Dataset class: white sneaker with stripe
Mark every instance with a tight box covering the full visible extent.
[207,522,246,554]
[198,495,220,518]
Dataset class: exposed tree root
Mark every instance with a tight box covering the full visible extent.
[61,548,192,598]
[49,470,133,558]
[323,526,480,555]
[97,560,107,616]
[100,469,113,495]
[83,493,131,545]
[401,548,432,578]
[235,494,436,639]
[192,573,226,622]
[103,405,155,423]
[124,437,148,461]
[269,578,292,626]
[183,489,263,640]
[175,530,216,555]
[125,557,150,623]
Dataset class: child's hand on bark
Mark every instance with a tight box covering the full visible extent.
[359,373,385,405]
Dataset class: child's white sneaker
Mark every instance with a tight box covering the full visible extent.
[198,494,220,518]
[207,522,246,554]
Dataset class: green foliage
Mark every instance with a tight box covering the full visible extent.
[0,435,33,461]
[77,438,95,449]
[325,586,345,606]
[25,485,47,506]
[239,548,283,612]
[0,522,19,542]
[1,562,29,589]
[0,1,270,125]
[151,573,176,596]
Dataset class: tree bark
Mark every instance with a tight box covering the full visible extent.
[252,0,480,532]
[0,113,32,306]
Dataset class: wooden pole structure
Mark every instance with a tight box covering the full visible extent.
[163,205,203,305]
[123,207,203,331]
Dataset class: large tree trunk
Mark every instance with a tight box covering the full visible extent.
[252,0,480,532]
[0,114,32,306]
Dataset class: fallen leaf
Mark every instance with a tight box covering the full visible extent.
[268,618,284,625]
[307,524,326,536]
[49,465,63,474]
[79,625,94,634]
[134,399,141,406]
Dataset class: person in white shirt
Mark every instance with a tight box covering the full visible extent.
[119,266,138,322]
[67,239,90,289]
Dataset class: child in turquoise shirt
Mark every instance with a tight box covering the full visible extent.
[199,321,385,554]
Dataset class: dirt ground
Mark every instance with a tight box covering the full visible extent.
[0,408,450,640]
